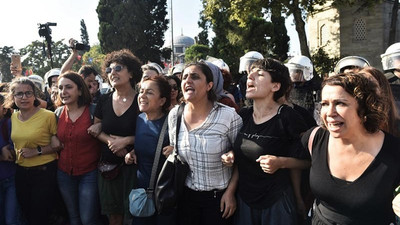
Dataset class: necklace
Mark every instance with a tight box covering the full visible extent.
[122,98,127,102]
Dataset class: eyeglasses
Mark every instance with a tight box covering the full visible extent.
[170,84,178,91]
[14,91,34,99]
[105,65,124,74]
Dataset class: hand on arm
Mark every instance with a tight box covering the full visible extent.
[256,155,310,174]
[162,145,174,157]
[220,166,238,218]
[125,149,137,165]
[221,150,235,167]
[1,145,15,161]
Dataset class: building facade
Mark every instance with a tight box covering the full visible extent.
[308,0,400,70]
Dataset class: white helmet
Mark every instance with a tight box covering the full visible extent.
[28,74,45,92]
[143,62,163,75]
[285,56,313,82]
[171,63,184,76]
[334,56,370,74]
[44,68,61,88]
[381,42,400,72]
[95,75,103,88]
[239,51,264,74]
[206,56,230,72]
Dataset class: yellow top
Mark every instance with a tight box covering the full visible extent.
[11,108,57,167]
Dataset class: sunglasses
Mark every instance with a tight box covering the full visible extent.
[170,84,178,91]
[14,91,34,99]
[105,65,124,74]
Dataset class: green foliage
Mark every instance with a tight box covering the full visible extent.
[311,47,339,78]
[0,46,16,82]
[160,47,172,61]
[82,44,106,76]
[80,19,90,45]
[184,44,210,62]
[97,0,169,65]
[196,15,210,46]
[200,0,290,80]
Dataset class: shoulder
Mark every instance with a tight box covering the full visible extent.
[39,108,56,117]
[382,132,400,157]
[99,91,113,102]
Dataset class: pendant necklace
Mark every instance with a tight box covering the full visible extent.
[122,98,127,102]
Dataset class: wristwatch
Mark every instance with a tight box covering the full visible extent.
[37,146,42,156]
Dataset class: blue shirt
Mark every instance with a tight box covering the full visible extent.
[0,118,15,180]
[135,113,168,189]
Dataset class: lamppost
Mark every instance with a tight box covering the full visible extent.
[170,0,175,66]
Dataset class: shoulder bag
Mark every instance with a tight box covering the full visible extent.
[129,117,168,217]
[155,104,190,214]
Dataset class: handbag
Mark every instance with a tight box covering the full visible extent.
[98,161,123,180]
[155,104,190,214]
[129,118,168,217]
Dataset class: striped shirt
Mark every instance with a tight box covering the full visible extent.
[168,103,243,191]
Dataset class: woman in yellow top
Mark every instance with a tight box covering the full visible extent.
[6,78,60,225]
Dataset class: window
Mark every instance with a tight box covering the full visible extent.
[319,24,329,46]
[354,18,366,41]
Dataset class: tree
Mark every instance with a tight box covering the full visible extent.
[184,44,210,62]
[0,46,16,82]
[311,47,339,78]
[97,0,169,64]
[195,15,210,46]
[19,40,70,77]
[81,44,106,76]
[80,19,90,45]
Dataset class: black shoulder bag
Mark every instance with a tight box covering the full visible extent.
[155,104,190,214]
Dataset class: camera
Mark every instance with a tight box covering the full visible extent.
[71,40,90,51]
[38,22,57,38]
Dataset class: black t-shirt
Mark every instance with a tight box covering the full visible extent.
[233,105,308,209]
[94,91,138,164]
[293,103,317,129]
[301,128,400,225]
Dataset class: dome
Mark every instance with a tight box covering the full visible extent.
[174,35,195,47]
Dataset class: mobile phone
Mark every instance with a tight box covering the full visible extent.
[11,55,21,70]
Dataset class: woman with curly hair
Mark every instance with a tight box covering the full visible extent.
[87,49,142,225]
[302,73,400,225]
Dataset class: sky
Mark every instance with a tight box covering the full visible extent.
[0,0,300,54]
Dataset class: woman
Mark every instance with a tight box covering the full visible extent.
[125,76,174,225]
[55,72,101,225]
[87,49,141,225]
[0,94,22,225]
[359,67,400,137]
[6,78,60,225]
[302,73,400,224]
[168,61,242,225]
[232,58,310,225]
[166,75,181,111]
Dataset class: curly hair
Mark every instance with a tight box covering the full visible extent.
[359,67,400,137]
[321,73,386,133]
[250,58,292,102]
[102,49,142,88]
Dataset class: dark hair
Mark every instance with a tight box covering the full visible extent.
[141,76,171,114]
[359,67,400,136]
[55,71,92,108]
[321,73,386,133]
[103,49,142,88]
[166,75,181,100]
[182,61,217,102]
[78,65,98,79]
[6,78,41,109]
[250,58,292,102]
[0,94,11,118]
[221,69,232,90]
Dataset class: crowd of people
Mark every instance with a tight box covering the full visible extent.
[1,39,400,225]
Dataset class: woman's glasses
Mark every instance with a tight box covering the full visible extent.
[170,84,178,91]
[14,91,34,99]
[105,65,124,74]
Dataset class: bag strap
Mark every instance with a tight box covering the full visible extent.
[308,127,320,155]
[148,117,169,190]
[175,103,185,156]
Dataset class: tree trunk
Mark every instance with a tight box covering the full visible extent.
[389,0,399,45]
[291,0,312,59]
